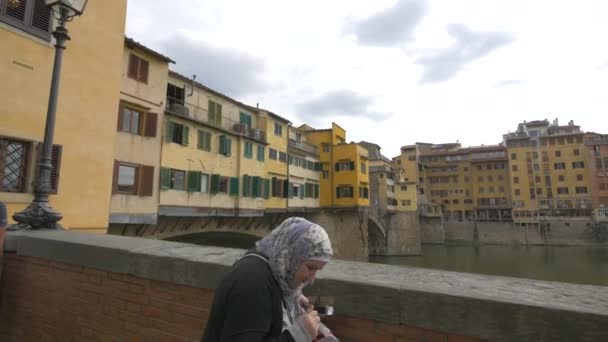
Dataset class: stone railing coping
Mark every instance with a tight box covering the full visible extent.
[4,230,608,341]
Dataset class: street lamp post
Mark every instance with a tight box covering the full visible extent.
[11,0,88,230]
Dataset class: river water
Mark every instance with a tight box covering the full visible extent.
[370,244,608,287]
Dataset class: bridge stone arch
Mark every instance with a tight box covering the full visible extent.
[109,209,371,261]
[367,213,388,255]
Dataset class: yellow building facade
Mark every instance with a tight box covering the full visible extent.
[303,123,369,208]
[584,133,608,220]
[261,110,290,212]
[160,72,267,216]
[109,38,173,225]
[0,0,127,231]
[287,125,321,210]
[504,120,592,223]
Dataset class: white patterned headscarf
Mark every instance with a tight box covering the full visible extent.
[255,217,333,322]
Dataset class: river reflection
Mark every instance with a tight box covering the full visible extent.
[370,244,608,286]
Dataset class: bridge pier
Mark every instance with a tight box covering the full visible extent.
[385,212,421,255]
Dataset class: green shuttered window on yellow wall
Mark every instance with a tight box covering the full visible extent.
[210,174,220,194]
[230,177,239,196]
[219,135,232,156]
[197,130,211,151]
[187,171,202,192]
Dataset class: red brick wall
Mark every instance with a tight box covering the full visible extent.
[0,254,482,342]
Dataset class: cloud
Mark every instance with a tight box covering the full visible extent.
[599,62,608,70]
[494,80,523,88]
[158,33,268,97]
[295,90,391,124]
[415,23,514,83]
[345,0,428,47]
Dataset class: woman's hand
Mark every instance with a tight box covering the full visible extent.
[299,294,312,312]
[299,309,320,338]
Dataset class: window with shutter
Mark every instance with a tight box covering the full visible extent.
[264,179,270,199]
[257,145,265,161]
[244,142,253,158]
[182,126,189,145]
[0,138,30,193]
[167,121,187,145]
[219,177,229,193]
[170,169,186,191]
[116,162,138,194]
[210,174,220,194]
[187,171,202,192]
[138,165,154,197]
[282,179,289,198]
[144,113,158,138]
[243,175,250,196]
[118,105,142,135]
[252,176,260,197]
[160,167,171,190]
[127,53,150,83]
[198,130,211,151]
[1,0,51,40]
[201,174,209,193]
[229,177,239,196]
[208,100,222,127]
[219,136,231,157]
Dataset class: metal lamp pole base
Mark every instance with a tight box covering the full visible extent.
[10,16,71,231]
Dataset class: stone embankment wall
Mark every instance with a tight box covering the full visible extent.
[420,216,445,243]
[422,217,608,245]
[2,230,607,341]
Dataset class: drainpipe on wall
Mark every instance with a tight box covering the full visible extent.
[330,133,335,207]
[286,123,292,212]
[235,134,242,217]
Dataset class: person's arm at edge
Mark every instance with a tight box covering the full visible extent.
[220,281,296,342]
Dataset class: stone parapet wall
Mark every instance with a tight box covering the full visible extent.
[442,219,605,245]
[1,230,607,341]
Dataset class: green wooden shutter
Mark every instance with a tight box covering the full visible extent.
[208,100,215,124]
[187,171,201,192]
[219,135,226,155]
[314,184,319,198]
[166,121,174,142]
[282,179,289,198]
[264,179,270,199]
[182,126,189,145]
[230,177,239,196]
[226,138,232,157]
[160,167,171,190]
[210,174,220,194]
[300,184,305,199]
[205,132,211,151]
[197,130,204,150]
[252,176,260,197]
[242,175,250,196]
[257,145,264,161]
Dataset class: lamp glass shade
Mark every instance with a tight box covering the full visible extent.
[45,0,88,16]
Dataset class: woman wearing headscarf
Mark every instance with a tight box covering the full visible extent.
[202,217,334,342]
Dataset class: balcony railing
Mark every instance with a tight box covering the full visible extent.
[288,140,318,155]
[165,97,266,143]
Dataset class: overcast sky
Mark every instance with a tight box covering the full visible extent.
[126,0,608,158]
